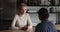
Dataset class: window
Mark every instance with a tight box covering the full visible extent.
[27,0,41,6]
[27,0,60,6]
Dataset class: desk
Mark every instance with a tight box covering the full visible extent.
[0,30,27,32]
[56,24,60,30]
[0,25,60,32]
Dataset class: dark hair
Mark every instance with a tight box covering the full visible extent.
[17,0,27,5]
[37,8,49,20]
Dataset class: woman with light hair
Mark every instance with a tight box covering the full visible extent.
[11,3,33,32]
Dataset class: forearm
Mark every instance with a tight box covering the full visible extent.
[11,26,19,30]
[28,26,32,29]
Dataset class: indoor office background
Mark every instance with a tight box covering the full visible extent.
[0,0,60,30]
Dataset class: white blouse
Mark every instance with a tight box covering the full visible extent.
[11,13,32,29]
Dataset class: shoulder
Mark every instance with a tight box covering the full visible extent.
[48,21,55,27]
[14,14,19,17]
[47,21,54,25]
[25,13,30,17]
[44,20,55,28]
[36,23,41,28]
[44,20,53,25]
[26,13,29,16]
[45,21,57,32]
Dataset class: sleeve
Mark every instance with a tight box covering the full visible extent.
[11,15,19,30]
[27,14,33,29]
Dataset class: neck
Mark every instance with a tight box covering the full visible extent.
[18,13,23,16]
[41,19,48,23]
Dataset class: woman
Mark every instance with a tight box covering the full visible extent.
[11,3,33,32]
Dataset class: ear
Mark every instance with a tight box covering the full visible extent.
[39,16,44,20]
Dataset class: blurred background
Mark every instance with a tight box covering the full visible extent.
[0,0,60,31]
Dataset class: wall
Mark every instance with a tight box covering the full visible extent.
[28,6,57,26]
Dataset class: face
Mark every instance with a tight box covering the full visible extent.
[38,15,43,20]
[19,6,27,15]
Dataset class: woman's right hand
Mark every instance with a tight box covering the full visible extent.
[20,26,28,30]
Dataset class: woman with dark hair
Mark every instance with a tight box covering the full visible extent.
[11,3,33,32]
[35,8,57,32]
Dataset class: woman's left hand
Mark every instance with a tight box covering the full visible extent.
[26,26,33,32]
[21,26,28,30]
